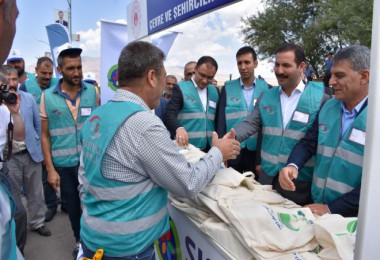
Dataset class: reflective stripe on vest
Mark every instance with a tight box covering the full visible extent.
[260,82,323,180]
[312,98,366,203]
[44,82,96,167]
[178,81,218,150]
[225,78,268,150]
[81,101,169,256]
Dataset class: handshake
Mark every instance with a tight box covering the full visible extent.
[212,128,241,162]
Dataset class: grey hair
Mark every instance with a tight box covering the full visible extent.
[0,64,17,76]
[332,46,371,72]
[118,41,165,87]
[3,0,15,23]
[0,71,8,84]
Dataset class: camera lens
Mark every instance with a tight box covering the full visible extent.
[2,92,17,105]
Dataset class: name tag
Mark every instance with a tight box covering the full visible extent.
[349,128,366,146]
[81,107,92,117]
[209,100,216,109]
[253,99,257,107]
[292,111,309,124]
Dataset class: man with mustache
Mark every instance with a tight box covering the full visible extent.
[279,46,370,217]
[40,44,99,258]
[228,43,330,205]
[19,57,60,222]
[1,65,51,249]
[6,50,35,85]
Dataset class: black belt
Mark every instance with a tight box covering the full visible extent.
[14,149,28,155]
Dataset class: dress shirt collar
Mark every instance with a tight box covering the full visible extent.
[112,89,151,111]
[341,96,368,115]
[240,77,256,90]
[279,80,305,96]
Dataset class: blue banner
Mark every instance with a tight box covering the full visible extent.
[147,0,239,34]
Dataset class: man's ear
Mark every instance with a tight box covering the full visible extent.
[146,69,156,87]
[361,69,370,84]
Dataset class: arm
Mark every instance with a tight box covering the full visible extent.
[163,84,184,139]
[327,186,360,217]
[233,94,263,142]
[40,94,60,191]
[137,118,240,198]
[4,93,25,141]
[216,86,227,137]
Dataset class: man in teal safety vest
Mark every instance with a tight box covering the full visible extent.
[279,46,370,217]
[164,56,219,152]
[40,44,98,258]
[217,46,269,176]
[228,43,330,206]
[79,41,240,259]
[18,56,60,222]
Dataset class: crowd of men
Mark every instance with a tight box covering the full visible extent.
[0,0,371,259]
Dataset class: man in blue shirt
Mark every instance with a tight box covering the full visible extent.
[279,46,370,217]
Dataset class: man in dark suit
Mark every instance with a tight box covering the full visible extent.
[1,65,51,238]
[279,46,370,217]
[56,10,68,27]
[164,56,219,152]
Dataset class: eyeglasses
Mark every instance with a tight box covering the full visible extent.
[186,71,196,77]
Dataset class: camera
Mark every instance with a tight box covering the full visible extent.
[0,83,17,105]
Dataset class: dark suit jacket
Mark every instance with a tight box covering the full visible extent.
[56,20,68,27]
[287,99,367,217]
[155,97,168,122]
[164,82,219,140]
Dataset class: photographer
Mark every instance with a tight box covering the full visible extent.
[0,65,51,238]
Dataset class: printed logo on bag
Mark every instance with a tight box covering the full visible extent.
[335,220,358,236]
[277,210,314,232]
[107,64,119,91]
[89,115,102,140]
[155,217,181,260]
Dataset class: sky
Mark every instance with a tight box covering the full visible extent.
[11,0,277,84]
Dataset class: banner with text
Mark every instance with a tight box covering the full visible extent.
[127,0,241,40]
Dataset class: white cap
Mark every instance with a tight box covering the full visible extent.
[7,49,23,62]
[53,43,82,59]
[83,72,96,83]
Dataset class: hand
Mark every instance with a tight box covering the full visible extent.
[212,131,241,161]
[255,165,262,176]
[47,169,60,191]
[4,93,21,114]
[176,128,189,148]
[223,128,236,140]
[279,166,299,191]
[304,203,329,216]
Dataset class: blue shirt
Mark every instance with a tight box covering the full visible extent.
[341,97,368,138]
[240,78,255,110]
[53,79,86,106]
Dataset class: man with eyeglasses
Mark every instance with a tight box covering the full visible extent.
[164,56,219,152]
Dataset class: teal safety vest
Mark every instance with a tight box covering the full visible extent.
[225,78,268,150]
[25,77,59,105]
[312,99,366,204]
[44,83,96,167]
[80,101,169,256]
[178,81,219,150]
[260,82,324,181]
[0,183,20,260]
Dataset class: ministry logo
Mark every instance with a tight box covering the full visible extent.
[107,64,119,91]
[131,0,142,39]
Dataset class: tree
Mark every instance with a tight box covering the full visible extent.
[241,0,373,78]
